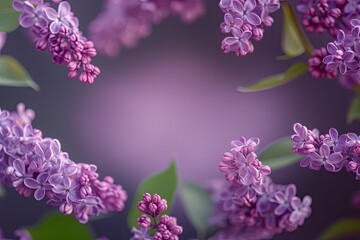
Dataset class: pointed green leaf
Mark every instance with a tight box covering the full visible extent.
[181,183,213,237]
[0,55,39,90]
[127,161,178,229]
[317,218,360,240]
[26,212,94,240]
[238,62,308,93]
[0,0,20,32]
[281,3,305,58]
[259,138,301,170]
[347,94,360,124]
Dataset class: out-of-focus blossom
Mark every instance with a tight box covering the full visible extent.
[0,32,6,53]
[0,228,31,240]
[296,0,351,37]
[89,0,205,57]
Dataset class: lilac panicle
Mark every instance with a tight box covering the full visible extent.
[131,193,183,240]
[210,136,312,239]
[219,0,281,57]
[0,103,127,223]
[12,0,100,83]
[321,19,360,89]
[291,122,360,180]
[89,0,205,57]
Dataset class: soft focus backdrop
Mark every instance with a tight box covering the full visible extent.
[0,1,359,239]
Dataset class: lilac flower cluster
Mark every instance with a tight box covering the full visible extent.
[89,0,205,57]
[210,137,312,239]
[131,193,183,240]
[308,47,338,79]
[219,0,281,57]
[291,123,360,180]
[0,104,127,223]
[296,0,359,37]
[320,19,360,88]
[12,0,100,83]
[219,137,271,199]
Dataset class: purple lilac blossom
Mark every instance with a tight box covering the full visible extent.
[309,47,338,79]
[296,0,354,37]
[219,0,281,57]
[210,137,312,239]
[291,122,360,180]
[89,0,205,57]
[219,136,270,193]
[131,193,183,240]
[12,0,100,83]
[0,104,127,223]
[308,18,360,88]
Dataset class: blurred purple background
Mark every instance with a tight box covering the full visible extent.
[0,0,360,239]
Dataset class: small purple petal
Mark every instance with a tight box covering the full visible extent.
[49,21,62,34]
[34,188,46,201]
[24,178,40,189]
[224,13,233,25]
[246,12,261,26]
[58,1,71,18]
[327,42,338,55]
[319,144,330,157]
[13,159,25,174]
[45,7,58,21]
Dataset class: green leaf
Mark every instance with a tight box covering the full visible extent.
[26,212,94,240]
[347,94,360,124]
[259,138,301,170]
[281,2,305,58]
[238,62,308,93]
[0,0,20,32]
[0,55,39,91]
[180,183,213,238]
[127,161,178,229]
[317,218,360,240]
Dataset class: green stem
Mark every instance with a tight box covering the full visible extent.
[282,2,315,56]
